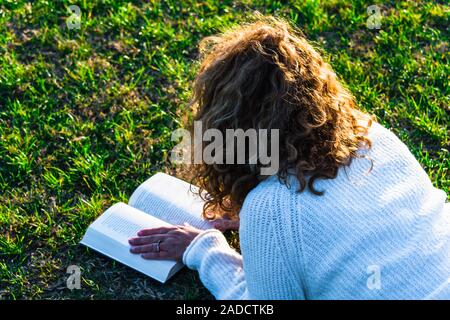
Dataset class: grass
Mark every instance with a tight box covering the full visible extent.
[0,0,448,299]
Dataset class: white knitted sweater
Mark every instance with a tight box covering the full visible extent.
[182,122,450,299]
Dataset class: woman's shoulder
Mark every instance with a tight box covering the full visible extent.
[245,175,297,202]
[239,174,302,225]
[239,121,431,229]
[367,121,411,154]
[365,121,428,173]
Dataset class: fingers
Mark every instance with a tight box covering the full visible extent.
[230,220,240,230]
[129,243,161,254]
[129,224,201,262]
[128,235,165,246]
[212,219,239,231]
[137,226,174,236]
[141,252,171,260]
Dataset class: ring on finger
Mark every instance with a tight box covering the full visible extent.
[155,240,162,252]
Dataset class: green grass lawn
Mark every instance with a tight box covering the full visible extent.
[0,0,448,299]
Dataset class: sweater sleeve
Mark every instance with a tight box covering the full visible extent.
[182,229,249,300]
[182,191,306,300]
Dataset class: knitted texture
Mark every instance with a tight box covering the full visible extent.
[183,122,450,299]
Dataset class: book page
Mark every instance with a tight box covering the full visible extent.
[128,173,213,230]
[80,202,182,283]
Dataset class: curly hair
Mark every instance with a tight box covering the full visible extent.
[187,15,373,219]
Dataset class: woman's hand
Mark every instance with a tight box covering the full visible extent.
[211,217,239,232]
[205,200,240,232]
[128,225,203,261]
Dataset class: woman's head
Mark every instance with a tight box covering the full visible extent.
[189,15,372,219]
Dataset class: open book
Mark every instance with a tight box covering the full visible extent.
[80,172,213,283]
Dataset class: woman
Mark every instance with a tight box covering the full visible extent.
[128,16,450,299]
